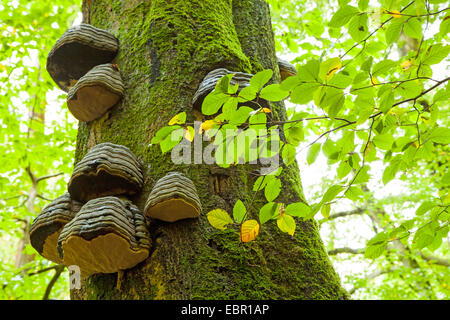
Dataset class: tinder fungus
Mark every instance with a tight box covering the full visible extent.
[68,142,143,202]
[29,193,82,264]
[278,58,297,80]
[144,172,202,222]
[192,68,257,110]
[57,196,150,275]
[67,63,124,122]
[47,24,119,92]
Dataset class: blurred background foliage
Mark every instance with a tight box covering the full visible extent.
[0,0,448,299]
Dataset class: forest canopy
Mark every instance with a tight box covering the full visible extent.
[0,0,449,299]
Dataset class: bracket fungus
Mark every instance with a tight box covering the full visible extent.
[29,193,82,264]
[68,142,143,202]
[277,58,297,80]
[193,68,265,110]
[57,196,150,275]
[47,24,119,92]
[144,172,202,222]
[67,63,124,122]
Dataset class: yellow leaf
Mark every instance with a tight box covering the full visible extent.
[260,108,272,113]
[240,219,260,242]
[184,126,195,142]
[277,214,296,236]
[207,209,233,230]
[0,64,5,72]
[389,10,402,18]
[319,57,342,81]
[200,120,218,134]
[168,112,186,125]
[400,59,413,71]
[371,77,379,85]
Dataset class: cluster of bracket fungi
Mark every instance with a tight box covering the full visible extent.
[30,23,297,277]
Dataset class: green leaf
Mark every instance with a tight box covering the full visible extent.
[160,128,184,153]
[307,143,321,165]
[250,69,273,91]
[428,127,450,144]
[322,185,344,203]
[277,214,296,236]
[372,60,396,78]
[337,160,352,179]
[329,5,359,28]
[353,166,370,184]
[207,209,234,230]
[202,91,229,115]
[233,200,247,224]
[151,125,180,144]
[385,18,403,45]
[364,243,386,259]
[348,13,369,42]
[422,44,450,65]
[285,125,304,146]
[440,15,450,37]
[259,84,289,101]
[285,202,311,218]
[265,178,282,202]
[297,59,320,81]
[358,0,369,11]
[238,86,258,102]
[321,203,331,219]
[345,186,364,201]
[403,18,422,39]
[373,133,393,150]
[290,83,320,104]
[416,201,436,216]
[230,106,253,126]
[253,175,274,191]
[259,202,279,224]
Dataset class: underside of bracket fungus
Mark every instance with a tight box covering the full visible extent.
[67,63,124,122]
[193,68,265,110]
[68,142,143,202]
[277,58,297,80]
[29,193,82,264]
[47,23,119,92]
[57,196,150,275]
[144,172,202,222]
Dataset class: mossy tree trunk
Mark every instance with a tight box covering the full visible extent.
[71,0,347,300]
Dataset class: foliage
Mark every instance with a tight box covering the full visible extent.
[0,0,80,299]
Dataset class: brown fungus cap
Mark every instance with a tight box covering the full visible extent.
[68,142,143,202]
[144,172,202,223]
[192,68,268,111]
[57,196,150,276]
[277,58,297,81]
[29,193,82,264]
[47,24,119,92]
[67,63,124,122]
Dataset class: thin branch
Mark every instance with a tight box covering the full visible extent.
[42,265,64,300]
[36,172,64,183]
[27,265,60,276]
[328,247,365,255]
[418,252,450,267]
[319,207,366,223]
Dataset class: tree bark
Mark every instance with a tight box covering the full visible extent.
[71,0,347,300]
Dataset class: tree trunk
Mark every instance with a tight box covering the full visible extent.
[71,0,347,300]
